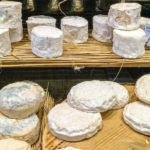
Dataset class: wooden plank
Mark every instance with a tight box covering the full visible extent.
[42,84,150,150]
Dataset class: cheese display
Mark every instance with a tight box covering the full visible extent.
[58,147,81,150]
[0,28,11,57]
[0,138,31,150]
[47,102,102,141]
[26,15,56,40]
[123,101,150,136]
[0,113,40,145]
[92,15,113,43]
[113,29,146,58]
[108,3,141,30]
[31,26,63,58]
[140,17,150,31]
[61,16,88,43]
[0,1,23,42]
[0,81,45,119]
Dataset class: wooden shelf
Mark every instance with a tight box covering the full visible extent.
[1,32,150,68]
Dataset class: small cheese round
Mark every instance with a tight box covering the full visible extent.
[0,138,31,150]
[67,80,116,113]
[0,81,45,119]
[26,15,56,40]
[113,29,146,58]
[135,74,150,104]
[0,113,40,145]
[31,26,63,58]
[47,103,102,141]
[123,101,150,136]
[140,17,150,31]
[61,16,88,43]
[0,28,11,57]
[108,3,141,30]
[92,15,113,43]
[58,147,81,150]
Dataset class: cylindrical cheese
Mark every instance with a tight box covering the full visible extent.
[61,16,88,43]
[108,3,141,30]
[140,17,150,31]
[0,28,11,57]
[31,26,63,58]
[92,15,113,43]
[26,15,56,40]
[113,29,146,58]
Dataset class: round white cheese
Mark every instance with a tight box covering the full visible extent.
[0,138,31,150]
[0,113,40,145]
[108,3,141,30]
[26,15,56,40]
[92,15,113,43]
[113,29,146,58]
[58,147,81,150]
[123,101,150,136]
[61,16,88,43]
[47,102,102,141]
[31,26,63,58]
[0,28,11,57]
[140,17,150,31]
[0,81,45,119]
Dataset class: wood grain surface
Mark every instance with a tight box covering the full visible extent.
[42,84,150,150]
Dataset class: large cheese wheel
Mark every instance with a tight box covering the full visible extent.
[108,3,141,30]
[113,29,146,58]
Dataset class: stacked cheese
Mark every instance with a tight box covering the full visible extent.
[108,3,146,58]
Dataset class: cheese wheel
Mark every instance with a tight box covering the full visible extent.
[26,15,56,40]
[113,29,146,58]
[0,138,31,150]
[47,103,102,141]
[0,28,11,57]
[0,113,40,145]
[0,81,45,119]
[108,3,141,30]
[31,26,63,58]
[140,17,150,31]
[92,15,113,43]
[61,16,88,43]
[58,147,81,150]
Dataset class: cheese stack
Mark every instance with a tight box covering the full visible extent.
[0,1,23,43]
[108,3,146,58]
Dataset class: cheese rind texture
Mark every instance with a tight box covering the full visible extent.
[58,147,81,150]
[61,16,88,43]
[108,3,141,30]
[123,101,150,136]
[47,103,102,141]
[0,81,45,119]
[31,26,63,58]
[0,28,11,57]
[0,113,40,145]
[140,17,150,31]
[92,15,113,43]
[26,15,56,40]
[113,29,146,58]
[0,138,31,150]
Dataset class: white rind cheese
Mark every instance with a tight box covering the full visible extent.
[0,138,31,150]
[26,15,56,40]
[58,147,81,150]
[123,101,150,136]
[0,113,40,145]
[108,3,141,30]
[47,103,102,141]
[113,29,146,58]
[61,16,88,43]
[140,17,150,31]
[0,28,11,57]
[31,26,63,58]
[92,15,113,43]
[0,81,45,119]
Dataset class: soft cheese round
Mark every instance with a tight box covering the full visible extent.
[92,15,113,43]
[58,147,81,150]
[0,81,45,119]
[135,74,150,104]
[108,3,141,30]
[123,101,150,136]
[140,17,150,31]
[113,29,146,58]
[0,113,40,145]
[61,16,88,43]
[67,80,117,112]
[47,103,102,141]
[0,138,31,150]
